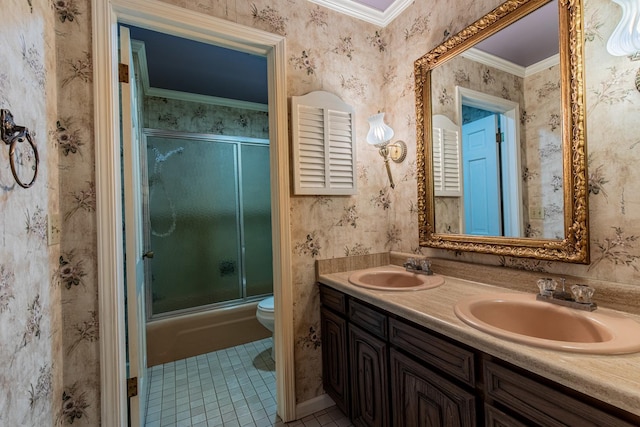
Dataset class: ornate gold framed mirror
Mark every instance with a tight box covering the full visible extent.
[415,0,589,263]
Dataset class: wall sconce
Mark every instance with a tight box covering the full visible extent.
[607,0,640,59]
[606,0,640,90]
[366,112,406,189]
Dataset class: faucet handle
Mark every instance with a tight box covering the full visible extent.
[536,278,556,296]
[404,257,417,268]
[419,259,432,274]
[571,284,595,303]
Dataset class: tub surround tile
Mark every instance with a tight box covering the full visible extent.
[318,263,640,417]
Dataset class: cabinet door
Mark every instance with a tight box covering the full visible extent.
[391,349,476,427]
[321,307,350,416]
[485,404,527,427]
[349,324,389,427]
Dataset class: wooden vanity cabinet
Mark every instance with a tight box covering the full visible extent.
[391,349,476,426]
[348,298,390,426]
[319,284,640,427]
[319,286,350,416]
[349,324,389,427]
[389,317,477,427]
[320,306,350,415]
[483,359,640,427]
[319,285,475,427]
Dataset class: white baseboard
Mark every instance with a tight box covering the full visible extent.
[295,393,336,419]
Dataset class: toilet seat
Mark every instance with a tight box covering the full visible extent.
[257,296,274,313]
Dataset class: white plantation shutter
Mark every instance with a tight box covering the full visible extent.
[292,91,356,195]
[432,115,461,197]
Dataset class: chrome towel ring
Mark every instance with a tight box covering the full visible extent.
[1,109,39,189]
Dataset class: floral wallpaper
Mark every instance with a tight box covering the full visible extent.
[523,63,564,238]
[143,96,269,139]
[1,0,62,425]
[3,0,640,423]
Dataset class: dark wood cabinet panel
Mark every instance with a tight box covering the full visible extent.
[484,404,528,427]
[320,306,350,416]
[391,349,476,427]
[319,284,347,315]
[349,299,388,340]
[484,360,640,427]
[349,324,390,427]
[389,317,475,387]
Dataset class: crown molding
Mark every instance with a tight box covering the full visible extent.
[462,48,560,79]
[307,0,413,27]
[524,53,560,76]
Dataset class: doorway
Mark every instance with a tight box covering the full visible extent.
[456,86,524,237]
[92,1,294,425]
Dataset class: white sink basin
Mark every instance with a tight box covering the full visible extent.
[348,266,444,291]
[455,293,640,354]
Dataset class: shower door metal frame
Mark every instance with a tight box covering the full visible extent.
[142,128,271,320]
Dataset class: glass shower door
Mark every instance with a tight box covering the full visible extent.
[241,143,272,297]
[146,134,241,315]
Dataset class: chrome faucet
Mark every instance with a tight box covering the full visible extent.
[536,277,597,311]
[403,258,433,275]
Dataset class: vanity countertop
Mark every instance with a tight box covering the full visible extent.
[318,265,640,417]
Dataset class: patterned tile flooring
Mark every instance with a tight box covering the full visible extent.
[143,337,353,427]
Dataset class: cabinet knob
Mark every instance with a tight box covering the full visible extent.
[143,251,154,259]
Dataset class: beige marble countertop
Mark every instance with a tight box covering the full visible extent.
[318,265,640,417]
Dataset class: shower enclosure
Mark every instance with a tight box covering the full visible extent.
[143,129,272,318]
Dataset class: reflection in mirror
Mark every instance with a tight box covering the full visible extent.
[415,0,589,263]
[430,0,561,239]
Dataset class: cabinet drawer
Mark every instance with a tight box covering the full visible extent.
[319,284,347,315]
[389,317,475,387]
[484,404,527,427]
[349,299,387,340]
[484,360,638,427]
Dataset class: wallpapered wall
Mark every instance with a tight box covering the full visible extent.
[144,96,270,139]
[523,63,563,238]
[3,0,639,424]
[1,0,62,425]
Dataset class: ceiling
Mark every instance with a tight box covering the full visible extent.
[127,0,559,106]
[474,1,559,67]
[126,26,269,105]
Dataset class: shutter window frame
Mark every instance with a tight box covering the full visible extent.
[432,114,462,197]
[291,91,357,195]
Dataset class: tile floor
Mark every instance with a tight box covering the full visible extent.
[143,337,353,427]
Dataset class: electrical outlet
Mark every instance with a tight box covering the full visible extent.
[48,213,61,246]
[529,206,544,220]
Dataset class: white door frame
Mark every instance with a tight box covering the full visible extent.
[92,1,295,425]
[455,86,524,237]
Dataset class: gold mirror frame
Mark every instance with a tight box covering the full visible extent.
[415,0,589,263]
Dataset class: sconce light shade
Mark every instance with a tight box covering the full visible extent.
[366,113,394,146]
[607,0,640,59]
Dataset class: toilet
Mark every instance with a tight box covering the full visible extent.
[256,296,275,359]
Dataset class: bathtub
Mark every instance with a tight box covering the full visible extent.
[146,301,271,366]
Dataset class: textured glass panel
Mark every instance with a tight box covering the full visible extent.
[147,136,240,314]
[241,144,273,297]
